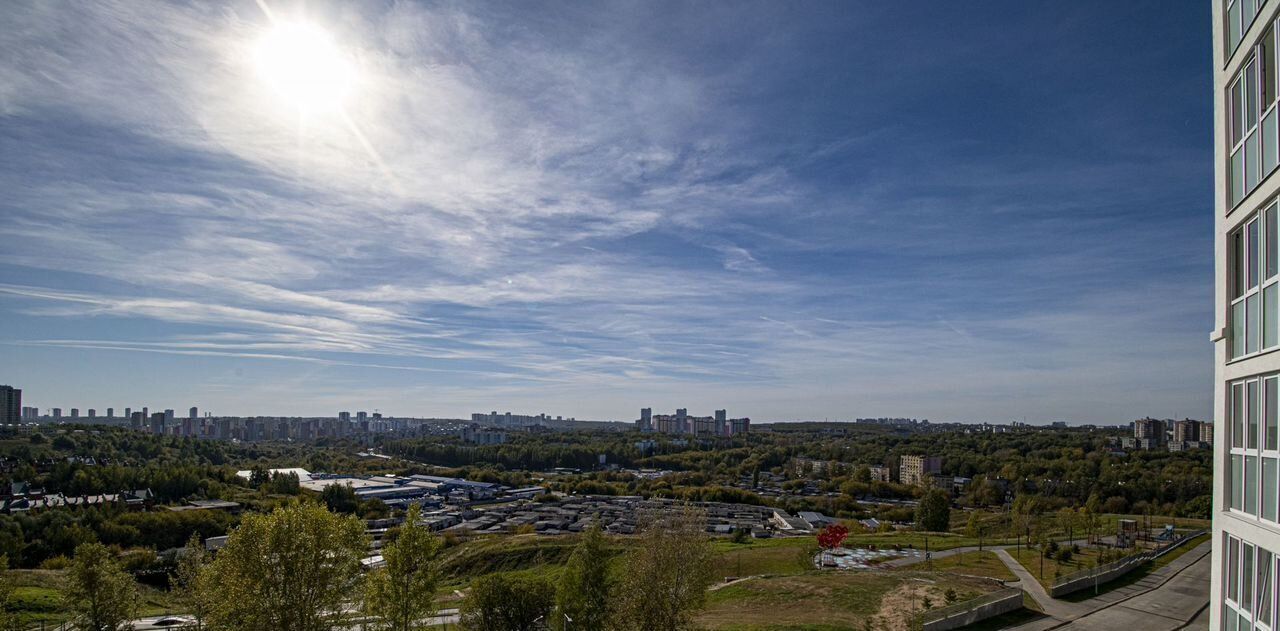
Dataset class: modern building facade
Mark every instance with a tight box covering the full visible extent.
[0,387,19,425]
[1215,2,1280,628]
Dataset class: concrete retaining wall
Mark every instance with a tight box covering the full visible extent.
[920,588,1024,631]
[1048,530,1208,598]
[1049,554,1150,597]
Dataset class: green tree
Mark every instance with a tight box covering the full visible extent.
[268,472,301,495]
[460,572,554,631]
[67,542,138,631]
[321,483,359,514]
[555,524,611,630]
[173,532,210,630]
[204,502,367,631]
[613,506,715,631]
[247,466,269,488]
[364,505,442,631]
[915,490,951,532]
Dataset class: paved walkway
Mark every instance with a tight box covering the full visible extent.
[993,548,1092,621]
[1001,541,1212,631]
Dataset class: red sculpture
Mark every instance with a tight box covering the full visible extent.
[817,524,849,550]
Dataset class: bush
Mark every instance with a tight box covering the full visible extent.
[39,555,71,570]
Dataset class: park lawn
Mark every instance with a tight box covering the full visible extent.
[10,570,67,625]
[920,550,1017,582]
[711,537,815,578]
[1007,545,1103,589]
[697,570,1001,631]
[842,531,1016,552]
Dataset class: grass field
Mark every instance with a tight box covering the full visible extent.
[916,550,1017,582]
[711,537,816,578]
[698,570,1002,630]
[9,569,180,625]
[1007,545,1104,588]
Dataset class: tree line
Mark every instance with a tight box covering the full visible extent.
[62,500,717,631]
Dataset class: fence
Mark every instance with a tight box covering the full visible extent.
[1048,529,1208,598]
[917,587,1024,631]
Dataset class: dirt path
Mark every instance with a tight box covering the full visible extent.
[872,578,945,630]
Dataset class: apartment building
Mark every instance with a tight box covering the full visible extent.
[0,387,18,426]
[898,455,941,487]
[1214,1,1280,628]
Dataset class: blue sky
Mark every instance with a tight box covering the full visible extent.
[0,1,1212,423]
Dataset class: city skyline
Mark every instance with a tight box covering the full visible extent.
[0,2,1212,424]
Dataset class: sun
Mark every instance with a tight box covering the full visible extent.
[253,21,355,115]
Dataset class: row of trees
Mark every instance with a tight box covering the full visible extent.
[66,500,717,631]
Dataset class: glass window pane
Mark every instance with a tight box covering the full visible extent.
[1231,536,1242,603]
[1250,132,1262,192]
[1239,229,1249,299]
[1249,131,1259,193]
[1251,219,1261,288]
[1251,380,1261,448]
[1238,383,1248,448]
[1250,61,1261,130]
[1265,31,1275,106]
[1232,2,1243,53]
[1266,458,1278,521]
[1266,285,1278,348]
[1266,104,1280,176]
[1237,79,1247,146]
[1268,378,1278,449]
[1270,206,1279,279]
[1237,302,1248,358]
[1227,604,1239,631]
[1245,543,1256,613]
[1235,148,1247,206]
[1248,455,1259,515]
[1250,294,1262,355]
[1259,549,1273,626]
[1235,454,1246,510]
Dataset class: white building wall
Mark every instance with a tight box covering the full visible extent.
[1215,2,1280,630]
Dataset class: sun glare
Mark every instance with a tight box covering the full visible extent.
[253,21,355,114]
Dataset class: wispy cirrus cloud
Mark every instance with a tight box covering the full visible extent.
[0,1,1211,422]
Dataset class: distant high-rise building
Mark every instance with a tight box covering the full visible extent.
[124,407,131,419]
[52,407,62,418]
[899,455,941,487]
[1133,418,1166,445]
[339,411,351,422]
[357,411,368,423]
[715,409,727,436]
[1173,418,1203,443]
[189,407,198,420]
[150,412,166,435]
[1213,3,1280,624]
[142,407,148,420]
[87,409,96,418]
[0,386,19,425]
[675,408,688,433]
[70,408,79,419]
[106,407,114,418]
[164,409,175,422]
[638,407,652,432]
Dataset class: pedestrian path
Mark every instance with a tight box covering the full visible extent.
[992,548,1092,621]
[1000,541,1212,630]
